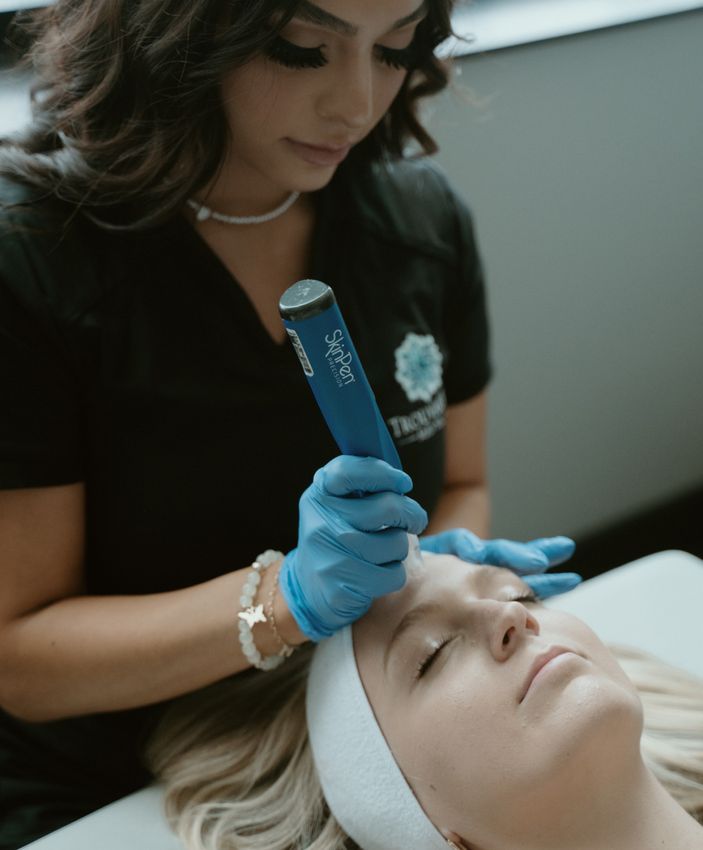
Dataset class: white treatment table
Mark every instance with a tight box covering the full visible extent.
[20,549,703,849]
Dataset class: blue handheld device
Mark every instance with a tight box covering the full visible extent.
[279,279,424,570]
[279,279,402,470]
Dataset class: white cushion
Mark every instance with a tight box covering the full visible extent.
[544,549,703,680]
[19,784,181,849]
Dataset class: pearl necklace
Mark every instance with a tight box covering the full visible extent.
[186,191,300,225]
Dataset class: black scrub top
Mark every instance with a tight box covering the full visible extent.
[0,154,491,848]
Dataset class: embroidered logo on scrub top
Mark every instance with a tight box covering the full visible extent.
[394,332,443,402]
[388,332,446,445]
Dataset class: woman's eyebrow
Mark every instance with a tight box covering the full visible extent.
[293,0,428,38]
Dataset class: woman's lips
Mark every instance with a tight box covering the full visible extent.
[286,138,352,166]
[519,647,579,703]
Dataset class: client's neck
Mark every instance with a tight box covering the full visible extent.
[568,762,700,850]
[498,760,702,850]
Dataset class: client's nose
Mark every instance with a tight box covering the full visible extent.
[487,600,540,661]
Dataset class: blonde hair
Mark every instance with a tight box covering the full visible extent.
[144,643,703,849]
[610,644,703,816]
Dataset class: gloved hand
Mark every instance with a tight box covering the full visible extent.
[420,529,582,600]
[280,456,428,641]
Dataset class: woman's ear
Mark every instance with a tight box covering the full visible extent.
[440,828,472,850]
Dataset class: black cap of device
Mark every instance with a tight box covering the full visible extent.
[279,279,336,322]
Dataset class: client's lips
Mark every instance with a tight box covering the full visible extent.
[519,646,575,703]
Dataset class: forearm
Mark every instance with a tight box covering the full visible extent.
[0,562,307,723]
[424,482,490,538]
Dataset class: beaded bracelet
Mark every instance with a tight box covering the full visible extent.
[237,550,291,671]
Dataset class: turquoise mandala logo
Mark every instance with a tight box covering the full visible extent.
[394,332,443,403]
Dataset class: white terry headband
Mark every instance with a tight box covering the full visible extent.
[306,625,448,850]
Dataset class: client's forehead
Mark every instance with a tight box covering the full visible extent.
[402,557,519,604]
[360,557,522,638]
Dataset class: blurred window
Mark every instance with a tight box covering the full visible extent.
[442,0,703,57]
[0,1,46,10]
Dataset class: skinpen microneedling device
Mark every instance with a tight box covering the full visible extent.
[279,279,423,572]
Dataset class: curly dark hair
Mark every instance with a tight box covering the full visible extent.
[0,0,457,231]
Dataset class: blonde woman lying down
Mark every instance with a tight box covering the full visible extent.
[145,553,703,850]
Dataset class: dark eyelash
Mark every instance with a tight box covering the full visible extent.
[415,634,452,680]
[264,36,417,71]
[265,36,327,70]
[414,593,539,681]
[375,43,417,71]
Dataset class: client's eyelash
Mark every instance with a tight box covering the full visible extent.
[415,634,453,680]
[265,36,417,71]
[511,591,540,604]
[414,592,539,681]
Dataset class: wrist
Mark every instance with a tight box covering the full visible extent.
[272,580,309,647]
[277,554,331,643]
[273,557,310,647]
[250,556,308,654]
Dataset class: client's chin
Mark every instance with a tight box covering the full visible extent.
[504,673,645,825]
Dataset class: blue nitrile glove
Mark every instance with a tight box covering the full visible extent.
[280,456,428,642]
[420,529,582,600]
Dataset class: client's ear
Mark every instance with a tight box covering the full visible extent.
[440,829,472,850]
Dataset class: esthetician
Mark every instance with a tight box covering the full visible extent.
[0,1,579,847]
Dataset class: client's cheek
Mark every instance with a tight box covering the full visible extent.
[549,616,638,694]
[400,703,486,786]
[395,737,458,823]
[407,739,489,841]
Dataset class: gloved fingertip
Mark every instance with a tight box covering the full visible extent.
[558,572,583,587]
[408,506,429,535]
[526,571,584,600]
[530,535,575,547]
[388,561,408,593]
[399,471,414,492]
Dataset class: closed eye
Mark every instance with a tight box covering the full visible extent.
[265,35,418,71]
[415,634,453,680]
[413,590,539,681]
[512,591,539,604]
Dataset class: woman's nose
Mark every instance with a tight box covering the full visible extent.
[316,58,374,130]
[485,600,540,661]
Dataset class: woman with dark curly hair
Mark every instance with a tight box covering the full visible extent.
[0,2,581,847]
